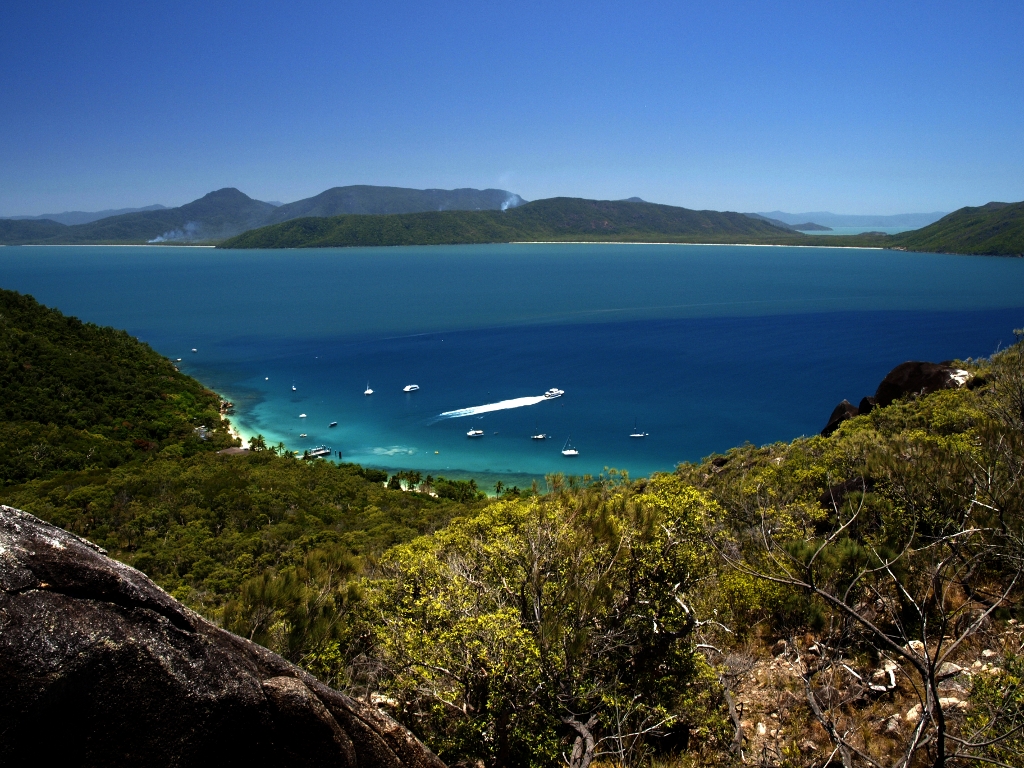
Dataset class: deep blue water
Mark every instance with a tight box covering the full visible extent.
[2,244,1022,481]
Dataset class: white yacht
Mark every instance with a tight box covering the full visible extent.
[467,429,484,437]
[299,413,307,418]
[629,418,648,438]
[364,382,373,396]
[543,388,564,399]
[403,384,420,392]
[561,435,579,456]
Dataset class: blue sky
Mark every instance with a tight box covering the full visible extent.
[2,0,1022,215]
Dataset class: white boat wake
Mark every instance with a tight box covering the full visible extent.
[432,395,551,422]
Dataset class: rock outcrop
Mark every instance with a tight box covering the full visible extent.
[821,399,859,437]
[874,361,971,407]
[822,361,971,436]
[0,505,444,768]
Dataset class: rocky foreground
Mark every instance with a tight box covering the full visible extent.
[0,504,444,768]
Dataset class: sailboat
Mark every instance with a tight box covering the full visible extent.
[364,381,373,395]
[561,435,579,457]
[629,418,648,438]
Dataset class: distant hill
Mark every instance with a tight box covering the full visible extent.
[3,204,167,226]
[790,222,832,231]
[0,185,527,245]
[888,201,1024,256]
[759,210,947,229]
[219,197,804,249]
[268,185,524,222]
[0,218,68,243]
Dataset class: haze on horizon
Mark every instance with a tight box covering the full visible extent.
[2,0,1022,218]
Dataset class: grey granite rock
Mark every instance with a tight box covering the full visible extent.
[0,504,444,768]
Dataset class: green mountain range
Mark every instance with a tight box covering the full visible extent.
[0,186,525,245]
[219,197,799,248]
[218,197,1024,254]
[3,187,1022,257]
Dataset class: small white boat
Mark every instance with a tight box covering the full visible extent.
[175,358,182,362]
[531,433,548,440]
[299,413,307,418]
[329,421,337,427]
[403,384,419,392]
[629,418,648,438]
[467,429,484,437]
[191,348,197,353]
[561,435,579,456]
[291,385,297,391]
[543,388,564,399]
[364,381,373,395]
[299,433,307,438]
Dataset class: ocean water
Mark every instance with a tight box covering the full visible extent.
[2,243,1023,483]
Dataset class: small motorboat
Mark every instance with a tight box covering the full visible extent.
[299,413,307,418]
[299,433,307,438]
[403,384,420,392]
[191,348,197,353]
[364,381,373,395]
[561,435,579,457]
[329,421,338,427]
[531,433,548,440]
[291,385,297,391]
[175,358,182,362]
[467,429,484,437]
[543,388,564,399]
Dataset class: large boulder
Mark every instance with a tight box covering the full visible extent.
[874,361,972,407]
[821,399,859,437]
[0,505,444,768]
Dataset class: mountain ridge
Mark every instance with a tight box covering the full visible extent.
[2,204,168,226]
[0,185,526,245]
[219,197,803,248]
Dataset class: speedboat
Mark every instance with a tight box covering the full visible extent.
[364,381,373,395]
[467,429,484,437]
[329,421,337,427]
[299,433,307,438]
[299,413,307,418]
[543,388,564,399]
[531,433,548,440]
[561,435,579,456]
[191,348,197,353]
[403,384,419,392]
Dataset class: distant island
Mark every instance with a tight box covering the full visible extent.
[743,212,831,232]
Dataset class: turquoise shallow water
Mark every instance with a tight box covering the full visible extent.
[2,243,1023,480]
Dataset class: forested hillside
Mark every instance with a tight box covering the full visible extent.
[3,287,1024,767]
[890,200,1024,256]
[219,197,803,248]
